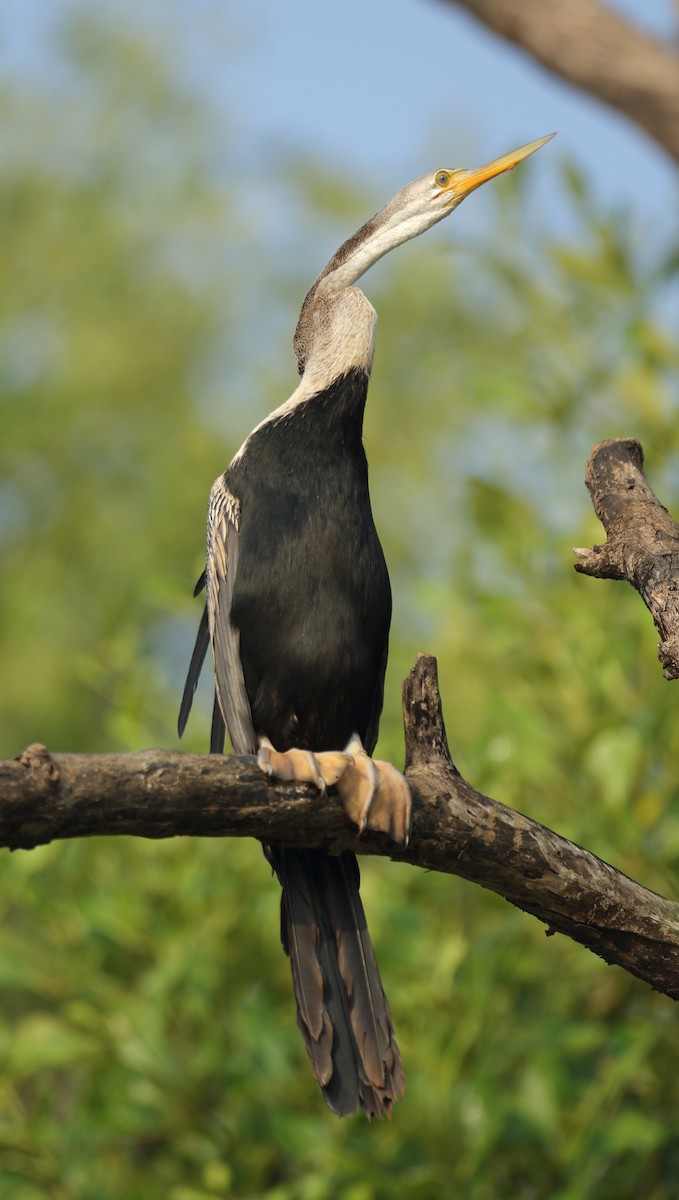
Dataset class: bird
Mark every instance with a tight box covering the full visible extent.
[178,133,554,1118]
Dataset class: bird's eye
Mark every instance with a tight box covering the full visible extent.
[435,170,451,188]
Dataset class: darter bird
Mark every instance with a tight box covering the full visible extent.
[179,133,554,1117]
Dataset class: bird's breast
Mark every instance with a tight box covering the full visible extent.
[227,371,391,750]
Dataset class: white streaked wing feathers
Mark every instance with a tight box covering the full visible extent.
[207,477,257,755]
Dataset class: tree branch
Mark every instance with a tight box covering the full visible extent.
[3,655,679,1000]
[438,0,679,165]
[574,437,679,679]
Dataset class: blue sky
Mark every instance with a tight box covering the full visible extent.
[218,0,678,236]
[3,0,677,304]
[5,0,677,226]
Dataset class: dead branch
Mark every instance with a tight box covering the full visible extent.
[437,0,679,165]
[574,437,679,679]
[2,655,679,1000]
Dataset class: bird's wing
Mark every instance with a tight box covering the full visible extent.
[206,476,257,755]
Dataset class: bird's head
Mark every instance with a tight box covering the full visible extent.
[318,133,554,299]
[380,132,556,238]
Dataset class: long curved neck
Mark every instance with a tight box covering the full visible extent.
[294,194,429,377]
[312,212,414,297]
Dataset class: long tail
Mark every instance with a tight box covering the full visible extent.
[266,845,404,1118]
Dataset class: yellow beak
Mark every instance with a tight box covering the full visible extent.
[443,132,556,203]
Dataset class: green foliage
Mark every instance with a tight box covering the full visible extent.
[2,7,679,1198]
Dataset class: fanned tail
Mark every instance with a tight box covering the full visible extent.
[267,845,404,1118]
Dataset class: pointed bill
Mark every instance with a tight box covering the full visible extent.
[442,132,556,203]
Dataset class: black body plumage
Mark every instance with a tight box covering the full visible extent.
[227,367,390,756]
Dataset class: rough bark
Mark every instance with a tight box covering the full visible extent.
[574,437,679,679]
[438,0,679,165]
[3,655,679,1001]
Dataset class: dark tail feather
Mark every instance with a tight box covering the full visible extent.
[267,846,404,1118]
[178,603,210,738]
[210,692,226,753]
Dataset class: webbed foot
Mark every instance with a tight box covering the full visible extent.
[257,737,351,791]
[336,734,412,846]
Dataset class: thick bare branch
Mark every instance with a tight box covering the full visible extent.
[438,0,679,165]
[574,438,679,679]
[2,656,679,1000]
